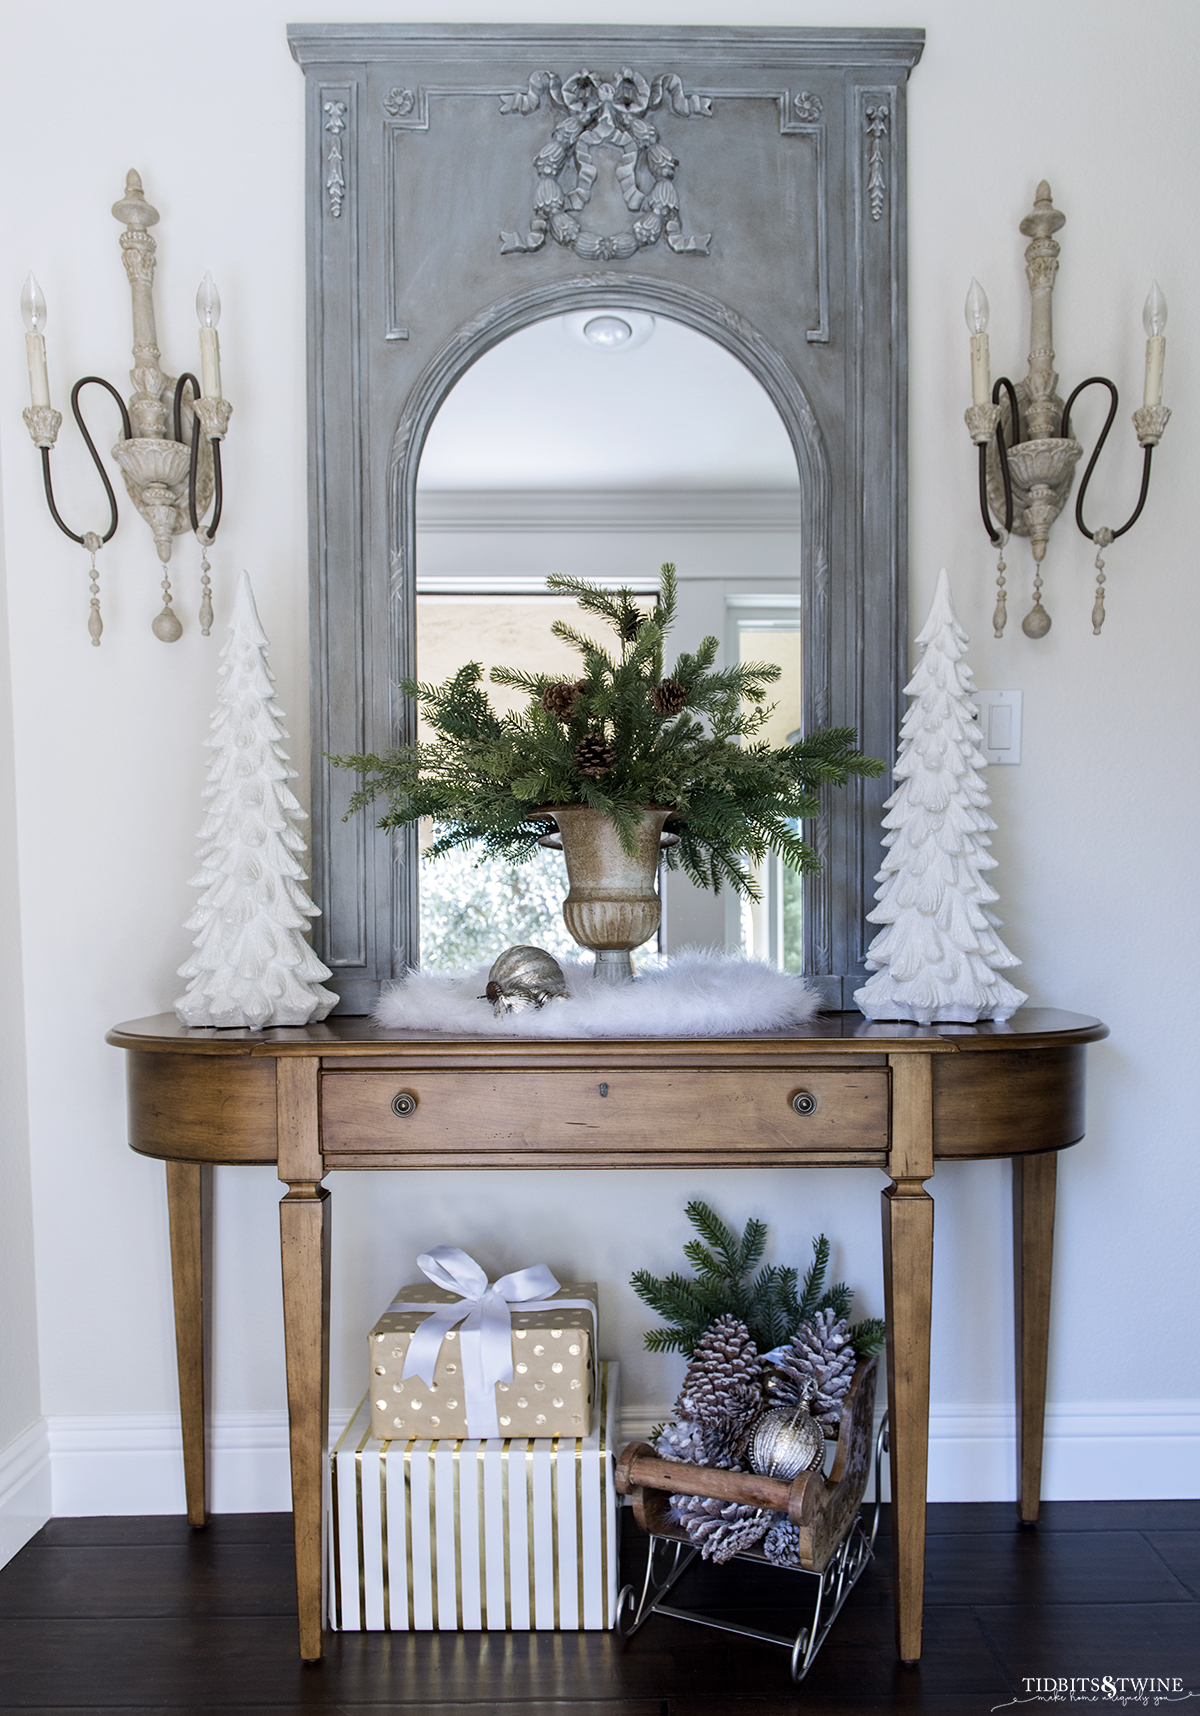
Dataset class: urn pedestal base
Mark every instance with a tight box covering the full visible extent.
[537,805,673,985]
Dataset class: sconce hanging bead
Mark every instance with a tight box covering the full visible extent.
[19,171,231,644]
[964,181,1170,636]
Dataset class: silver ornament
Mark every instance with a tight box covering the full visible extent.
[483,945,570,1017]
[748,1386,825,1483]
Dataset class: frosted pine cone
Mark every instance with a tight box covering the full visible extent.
[675,1315,764,1466]
[762,1514,802,1567]
[654,1417,709,1465]
[541,680,587,722]
[668,1493,769,1563]
[767,1310,856,1433]
[651,678,688,717]
[574,732,617,777]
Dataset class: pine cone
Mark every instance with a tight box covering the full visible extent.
[541,680,587,722]
[675,1315,764,1466]
[574,732,617,777]
[668,1493,769,1563]
[762,1514,802,1567]
[651,678,688,717]
[654,1418,709,1465]
[768,1310,856,1433]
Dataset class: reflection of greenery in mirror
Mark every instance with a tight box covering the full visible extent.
[736,616,803,973]
[415,594,597,969]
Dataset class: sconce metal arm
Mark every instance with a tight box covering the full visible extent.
[189,428,224,542]
[208,438,224,541]
[173,372,198,446]
[996,376,1022,451]
[176,368,224,545]
[40,377,132,547]
[1063,377,1153,542]
[977,376,1018,545]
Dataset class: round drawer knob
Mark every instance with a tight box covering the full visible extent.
[792,1091,818,1116]
[391,1091,418,1118]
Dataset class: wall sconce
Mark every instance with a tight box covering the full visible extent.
[21,170,231,646]
[964,180,1170,638]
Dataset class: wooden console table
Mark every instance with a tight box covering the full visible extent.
[107,1008,1106,1664]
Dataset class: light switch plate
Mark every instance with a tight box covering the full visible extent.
[973,689,1022,765]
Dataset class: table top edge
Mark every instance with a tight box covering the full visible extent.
[107,1008,1109,1055]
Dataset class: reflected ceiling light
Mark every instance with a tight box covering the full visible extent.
[584,315,632,347]
[563,308,655,351]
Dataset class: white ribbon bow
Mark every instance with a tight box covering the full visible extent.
[399,1245,567,1438]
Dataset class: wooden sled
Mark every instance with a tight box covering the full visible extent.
[613,1356,884,1683]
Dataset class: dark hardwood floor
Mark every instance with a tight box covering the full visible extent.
[1,1502,1198,1714]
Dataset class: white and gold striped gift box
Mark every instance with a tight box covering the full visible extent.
[328,1360,619,1630]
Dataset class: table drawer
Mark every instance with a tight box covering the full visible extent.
[319,1067,890,1167]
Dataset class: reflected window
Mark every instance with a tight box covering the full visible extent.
[414,592,586,968]
[729,604,803,972]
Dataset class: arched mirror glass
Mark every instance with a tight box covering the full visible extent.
[413,310,802,971]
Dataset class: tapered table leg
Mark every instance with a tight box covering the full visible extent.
[1013,1151,1057,1524]
[883,1053,936,1665]
[165,1160,208,1528]
[277,1055,329,1662]
[281,1185,330,1660]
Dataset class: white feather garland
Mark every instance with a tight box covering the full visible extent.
[374,948,820,1038]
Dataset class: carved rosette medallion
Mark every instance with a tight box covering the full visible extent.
[499,68,713,260]
[793,91,823,121]
[383,87,415,117]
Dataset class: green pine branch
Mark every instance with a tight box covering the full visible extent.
[330,568,881,891]
[631,1203,878,1360]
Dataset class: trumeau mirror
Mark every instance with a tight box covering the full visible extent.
[288,25,925,1013]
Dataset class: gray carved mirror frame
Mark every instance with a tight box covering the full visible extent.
[289,25,925,1013]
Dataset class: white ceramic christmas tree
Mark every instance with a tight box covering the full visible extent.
[854,568,1027,1025]
[175,572,337,1028]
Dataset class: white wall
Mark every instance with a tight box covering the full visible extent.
[1,0,1197,1516]
[0,458,50,1558]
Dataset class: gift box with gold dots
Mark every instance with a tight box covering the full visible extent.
[368,1280,597,1443]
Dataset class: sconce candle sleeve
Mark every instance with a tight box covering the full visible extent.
[970,333,991,408]
[25,333,50,408]
[199,327,221,400]
[1143,336,1165,410]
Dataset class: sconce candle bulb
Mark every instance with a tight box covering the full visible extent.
[965,279,991,406]
[1142,281,1167,408]
[196,273,222,398]
[21,274,50,407]
[21,273,46,334]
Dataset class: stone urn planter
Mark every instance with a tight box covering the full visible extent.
[536,805,676,983]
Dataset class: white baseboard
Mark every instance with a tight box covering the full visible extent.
[34,1398,1200,1520]
[48,1412,294,1518]
[0,1418,51,1570]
